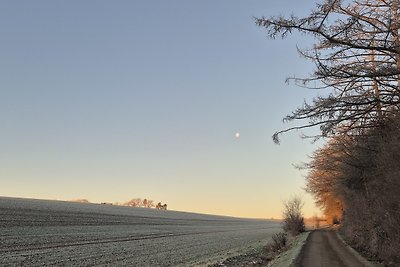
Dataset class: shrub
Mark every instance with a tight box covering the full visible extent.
[269,232,287,253]
[282,196,305,236]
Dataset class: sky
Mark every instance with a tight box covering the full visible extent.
[0,1,325,219]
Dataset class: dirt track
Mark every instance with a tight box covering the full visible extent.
[297,229,370,267]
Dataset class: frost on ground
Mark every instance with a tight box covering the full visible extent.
[208,231,310,267]
[0,197,282,266]
[267,232,310,267]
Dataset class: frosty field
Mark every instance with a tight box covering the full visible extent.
[0,197,281,266]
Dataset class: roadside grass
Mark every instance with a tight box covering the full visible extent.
[209,231,310,267]
[267,231,310,267]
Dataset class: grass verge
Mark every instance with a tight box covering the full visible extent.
[209,231,310,267]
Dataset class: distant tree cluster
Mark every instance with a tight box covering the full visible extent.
[69,198,168,211]
[123,198,155,208]
[258,0,400,264]
[155,202,168,210]
[119,198,168,210]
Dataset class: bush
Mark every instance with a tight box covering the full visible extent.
[269,232,287,253]
[282,196,305,236]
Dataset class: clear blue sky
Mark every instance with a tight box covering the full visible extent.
[1,1,324,218]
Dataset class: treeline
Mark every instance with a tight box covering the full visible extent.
[257,0,400,264]
[121,198,156,208]
[305,116,400,263]
[120,198,168,210]
[72,198,168,210]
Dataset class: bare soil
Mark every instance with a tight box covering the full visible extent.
[0,197,281,266]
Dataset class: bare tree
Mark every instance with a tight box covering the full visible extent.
[282,196,305,236]
[123,198,156,208]
[143,199,155,208]
[257,1,400,263]
[124,198,142,207]
[256,0,400,142]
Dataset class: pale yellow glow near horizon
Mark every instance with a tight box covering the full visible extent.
[1,190,321,220]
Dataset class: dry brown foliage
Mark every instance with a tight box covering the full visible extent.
[306,115,400,264]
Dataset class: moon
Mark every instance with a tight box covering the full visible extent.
[235,132,240,138]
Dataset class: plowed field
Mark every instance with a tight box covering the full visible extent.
[0,197,281,266]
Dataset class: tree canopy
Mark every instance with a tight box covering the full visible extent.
[256,0,400,142]
[258,1,400,263]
